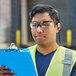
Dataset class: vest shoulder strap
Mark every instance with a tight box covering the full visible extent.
[62,48,74,76]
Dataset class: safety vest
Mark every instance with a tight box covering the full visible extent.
[28,45,76,76]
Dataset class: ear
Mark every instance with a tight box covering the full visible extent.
[56,23,61,33]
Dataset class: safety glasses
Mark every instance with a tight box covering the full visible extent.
[30,21,57,29]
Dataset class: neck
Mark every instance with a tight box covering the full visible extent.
[37,42,59,55]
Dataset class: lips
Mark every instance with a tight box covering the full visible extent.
[36,34,46,39]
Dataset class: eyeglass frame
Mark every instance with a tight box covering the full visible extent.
[30,21,58,29]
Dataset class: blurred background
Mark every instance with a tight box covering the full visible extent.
[0,0,76,49]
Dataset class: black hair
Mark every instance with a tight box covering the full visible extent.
[29,4,60,23]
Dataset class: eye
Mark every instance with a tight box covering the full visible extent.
[32,25,37,28]
[41,25,47,28]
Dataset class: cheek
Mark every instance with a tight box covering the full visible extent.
[31,30,36,37]
[47,29,56,38]
[31,29,34,34]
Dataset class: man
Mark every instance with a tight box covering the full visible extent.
[0,4,76,76]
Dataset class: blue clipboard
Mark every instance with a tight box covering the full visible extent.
[0,49,37,76]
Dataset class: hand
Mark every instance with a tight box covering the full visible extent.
[0,66,15,76]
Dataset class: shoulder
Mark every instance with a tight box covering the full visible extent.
[59,46,76,60]
[59,46,76,53]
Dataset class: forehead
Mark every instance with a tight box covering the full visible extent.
[32,12,53,22]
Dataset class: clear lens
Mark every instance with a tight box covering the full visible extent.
[30,22,37,28]
[41,25,47,28]
[30,21,56,29]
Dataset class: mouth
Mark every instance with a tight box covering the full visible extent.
[36,35,46,39]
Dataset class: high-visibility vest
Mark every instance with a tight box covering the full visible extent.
[28,45,76,76]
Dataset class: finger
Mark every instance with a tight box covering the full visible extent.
[0,74,15,76]
[0,70,13,74]
[4,74,15,76]
[0,66,8,70]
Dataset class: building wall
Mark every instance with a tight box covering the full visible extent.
[0,0,11,43]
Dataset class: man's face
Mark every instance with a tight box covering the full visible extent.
[30,12,59,45]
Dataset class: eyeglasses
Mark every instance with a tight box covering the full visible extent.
[30,21,57,29]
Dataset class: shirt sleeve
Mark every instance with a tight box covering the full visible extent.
[70,62,76,76]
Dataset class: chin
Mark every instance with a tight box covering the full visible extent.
[35,40,46,45]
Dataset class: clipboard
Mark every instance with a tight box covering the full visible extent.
[0,49,37,76]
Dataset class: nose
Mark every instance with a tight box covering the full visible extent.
[37,26,43,33]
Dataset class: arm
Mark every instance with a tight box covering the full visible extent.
[70,62,76,76]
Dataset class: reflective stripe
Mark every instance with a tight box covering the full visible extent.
[62,49,74,76]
